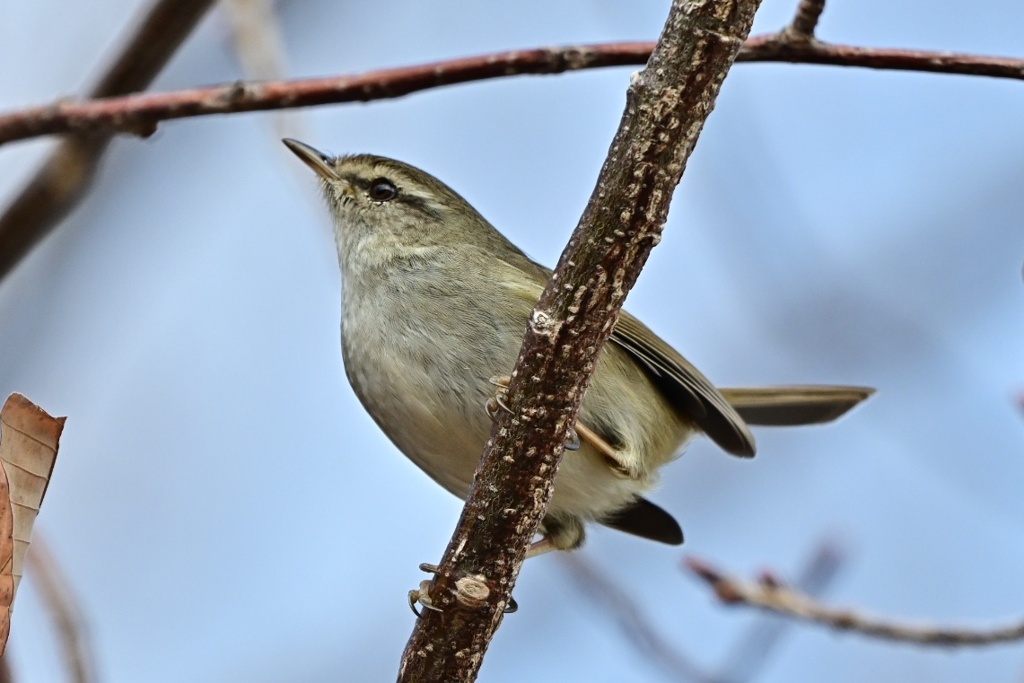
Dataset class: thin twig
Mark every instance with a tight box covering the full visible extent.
[686,556,1024,647]
[0,43,654,147]
[783,0,827,40]
[560,553,711,683]
[561,542,846,683]
[0,0,217,282]
[740,33,1024,79]
[2,33,1021,284]
[396,0,764,680]
[714,541,845,683]
[1,38,1020,151]
[25,539,95,683]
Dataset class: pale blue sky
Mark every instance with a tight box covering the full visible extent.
[1,1,1023,681]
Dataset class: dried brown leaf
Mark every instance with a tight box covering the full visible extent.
[0,392,65,655]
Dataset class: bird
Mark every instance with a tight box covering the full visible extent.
[283,138,872,556]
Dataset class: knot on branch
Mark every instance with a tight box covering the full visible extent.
[453,574,491,610]
[218,80,261,106]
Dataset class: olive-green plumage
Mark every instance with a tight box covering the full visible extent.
[284,139,872,553]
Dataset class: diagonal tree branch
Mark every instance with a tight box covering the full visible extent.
[0,0,217,281]
[686,556,1024,647]
[396,0,764,680]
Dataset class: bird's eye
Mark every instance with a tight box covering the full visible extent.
[368,178,398,202]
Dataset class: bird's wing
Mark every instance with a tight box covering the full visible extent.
[498,254,755,457]
[610,312,756,457]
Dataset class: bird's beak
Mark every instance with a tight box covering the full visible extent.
[282,138,338,181]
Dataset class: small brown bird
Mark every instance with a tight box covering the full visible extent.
[284,138,872,555]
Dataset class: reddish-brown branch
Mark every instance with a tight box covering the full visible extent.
[0,43,653,146]
[686,557,1024,647]
[742,33,1024,78]
[0,39,1021,149]
[1,32,1020,285]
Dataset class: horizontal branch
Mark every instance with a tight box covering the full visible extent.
[686,557,1024,647]
[0,36,1020,147]
[0,43,652,146]
[743,33,1024,79]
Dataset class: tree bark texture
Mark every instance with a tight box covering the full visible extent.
[396,0,764,681]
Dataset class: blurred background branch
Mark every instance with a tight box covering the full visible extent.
[560,552,711,683]
[1,0,1021,679]
[712,541,846,683]
[686,556,1024,647]
[561,540,847,683]
[0,0,216,282]
[221,0,307,143]
[26,540,94,683]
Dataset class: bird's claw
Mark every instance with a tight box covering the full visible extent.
[409,581,443,617]
[409,563,443,617]
[485,375,513,420]
[484,376,579,454]
[408,562,518,615]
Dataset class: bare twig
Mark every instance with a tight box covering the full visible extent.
[0,0,217,282]
[560,553,710,683]
[561,542,846,683]
[396,0,764,680]
[0,43,655,147]
[686,556,1024,647]
[25,540,95,683]
[740,34,1024,79]
[714,541,845,683]
[1,38,1020,151]
[783,0,827,40]
[2,25,1021,284]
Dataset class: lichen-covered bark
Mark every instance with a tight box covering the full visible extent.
[396,1,763,681]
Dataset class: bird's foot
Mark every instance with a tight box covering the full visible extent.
[409,562,518,616]
[408,563,443,617]
[485,375,579,451]
[484,375,512,419]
